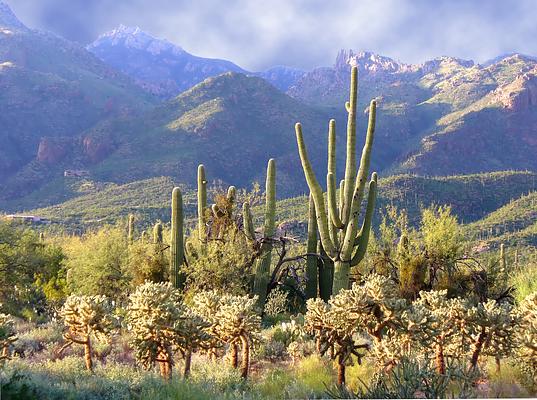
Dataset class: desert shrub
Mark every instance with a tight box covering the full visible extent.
[0,222,65,316]
[128,240,168,286]
[511,259,537,302]
[63,226,130,299]
[185,228,255,296]
[326,357,477,399]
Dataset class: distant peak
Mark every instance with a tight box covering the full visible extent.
[334,49,412,74]
[88,25,184,56]
[0,1,28,30]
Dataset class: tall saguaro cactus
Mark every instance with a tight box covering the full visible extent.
[295,66,378,295]
[249,159,276,308]
[197,164,207,241]
[170,187,185,289]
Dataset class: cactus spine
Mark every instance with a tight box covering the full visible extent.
[295,66,378,295]
[170,187,185,289]
[197,164,207,241]
[305,193,318,299]
[252,159,276,308]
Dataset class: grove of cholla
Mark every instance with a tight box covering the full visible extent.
[1,67,536,399]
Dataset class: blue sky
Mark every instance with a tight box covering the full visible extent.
[8,0,537,71]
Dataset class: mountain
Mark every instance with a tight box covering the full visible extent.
[288,50,537,176]
[87,26,305,97]
[0,2,157,200]
[0,71,332,210]
[466,190,537,248]
[87,25,246,97]
[255,66,306,92]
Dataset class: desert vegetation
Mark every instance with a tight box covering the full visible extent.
[0,67,536,400]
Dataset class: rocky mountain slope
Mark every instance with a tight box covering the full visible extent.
[87,26,306,97]
[288,50,537,176]
[0,1,157,200]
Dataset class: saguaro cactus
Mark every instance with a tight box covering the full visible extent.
[295,66,378,294]
[198,164,207,241]
[246,159,276,308]
[128,214,135,243]
[170,187,185,289]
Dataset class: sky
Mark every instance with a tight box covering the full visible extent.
[7,0,537,71]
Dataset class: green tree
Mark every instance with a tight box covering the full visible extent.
[63,226,130,298]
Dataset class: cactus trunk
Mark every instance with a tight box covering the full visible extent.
[231,343,239,368]
[240,335,250,379]
[170,187,185,289]
[84,338,93,372]
[183,349,192,378]
[253,159,276,309]
[305,193,318,299]
[318,242,333,301]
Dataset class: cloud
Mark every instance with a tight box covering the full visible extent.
[7,0,537,70]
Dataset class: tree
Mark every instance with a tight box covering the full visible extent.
[63,226,130,298]
[0,221,65,315]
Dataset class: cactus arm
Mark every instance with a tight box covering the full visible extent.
[197,164,207,241]
[341,66,358,225]
[327,119,344,229]
[339,179,345,221]
[227,186,236,204]
[153,222,163,244]
[327,119,337,175]
[305,193,318,299]
[170,187,185,289]
[350,177,377,266]
[242,202,256,240]
[341,101,377,258]
[295,123,337,258]
[328,172,344,229]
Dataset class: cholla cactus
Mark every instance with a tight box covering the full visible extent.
[305,297,369,386]
[466,299,518,371]
[59,295,115,372]
[331,274,407,344]
[192,291,261,378]
[415,290,470,374]
[0,311,16,362]
[516,293,537,389]
[127,281,210,380]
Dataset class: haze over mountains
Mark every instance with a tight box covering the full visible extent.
[0,1,536,221]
